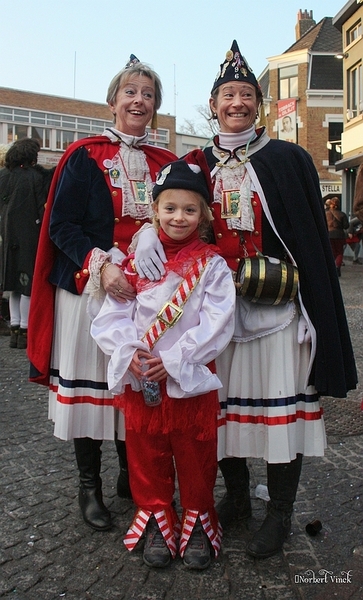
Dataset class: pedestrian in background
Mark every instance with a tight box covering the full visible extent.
[325,197,349,276]
[347,216,363,264]
[0,143,11,336]
[353,162,363,225]
[0,138,53,348]
[134,40,357,560]
[27,55,177,533]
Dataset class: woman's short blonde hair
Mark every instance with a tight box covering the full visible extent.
[106,62,162,111]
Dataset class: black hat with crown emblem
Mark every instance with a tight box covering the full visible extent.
[152,150,213,205]
[211,40,259,93]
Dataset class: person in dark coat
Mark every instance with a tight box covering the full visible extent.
[325,197,349,276]
[0,138,53,348]
[347,216,363,264]
[0,143,11,335]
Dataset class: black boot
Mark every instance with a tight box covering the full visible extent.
[74,437,112,531]
[246,454,302,558]
[216,457,252,529]
[115,437,132,499]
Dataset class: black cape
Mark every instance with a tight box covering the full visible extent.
[205,133,357,398]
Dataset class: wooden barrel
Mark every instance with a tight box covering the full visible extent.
[235,257,299,305]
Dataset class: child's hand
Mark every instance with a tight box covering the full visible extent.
[129,350,167,382]
[144,355,168,382]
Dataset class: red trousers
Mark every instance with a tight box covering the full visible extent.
[126,427,217,513]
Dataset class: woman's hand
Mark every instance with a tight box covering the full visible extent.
[101,263,135,302]
[297,315,311,344]
[129,350,167,382]
[134,227,167,281]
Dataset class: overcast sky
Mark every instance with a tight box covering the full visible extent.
[0,0,346,130]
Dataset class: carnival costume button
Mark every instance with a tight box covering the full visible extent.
[217,233,223,239]
[75,273,81,279]
[135,220,141,226]
[254,230,259,236]
[232,231,238,237]
[112,190,118,197]
[103,169,108,175]
[113,242,119,247]
[252,200,257,206]
[82,269,88,275]
[236,258,240,263]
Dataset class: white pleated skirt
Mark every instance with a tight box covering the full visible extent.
[216,312,327,463]
[48,288,125,441]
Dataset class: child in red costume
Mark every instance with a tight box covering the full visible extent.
[91,151,235,569]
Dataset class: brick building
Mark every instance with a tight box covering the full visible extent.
[0,87,177,166]
[258,9,344,206]
[333,0,363,211]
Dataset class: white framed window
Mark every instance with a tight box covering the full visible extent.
[279,65,298,99]
[56,130,75,150]
[347,62,363,117]
[347,20,362,45]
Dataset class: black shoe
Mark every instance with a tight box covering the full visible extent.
[143,516,171,568]
[9,326,19,348]
[183,519,212,570]
[17,328,27,349]
[246,506,291,559]
[336,266,341,277]
[79,485,112,531]
[216,491,251,530]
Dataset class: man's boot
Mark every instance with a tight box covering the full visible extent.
[216,457,252,529]
[115,437,132,499]
[246,454,303,558]
[74,437,112,531]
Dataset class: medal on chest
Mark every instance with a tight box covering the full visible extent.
[103,155,151,205]
[221,189,241,218]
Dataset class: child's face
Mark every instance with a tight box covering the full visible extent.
[154,189,202,240]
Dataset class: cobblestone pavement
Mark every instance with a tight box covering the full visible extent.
[1,261,362,600]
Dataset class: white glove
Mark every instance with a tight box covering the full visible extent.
[134,226,167,281]
[297,316,311,344]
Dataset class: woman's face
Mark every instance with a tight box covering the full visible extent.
[108,74,156,136]
[210,82,260,134]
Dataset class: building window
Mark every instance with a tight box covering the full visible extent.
[346,20,362,45]
[327,122,343,166]
[279,65,298,99]
[7,124,28,142]
[13,109,30,123]
[146,127,169,148]
[31,126,51,149]
[31,111,46,125]
[56,130,75,150]
[347,62,363,118]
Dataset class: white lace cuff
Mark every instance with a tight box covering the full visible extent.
[85,248,111,299]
